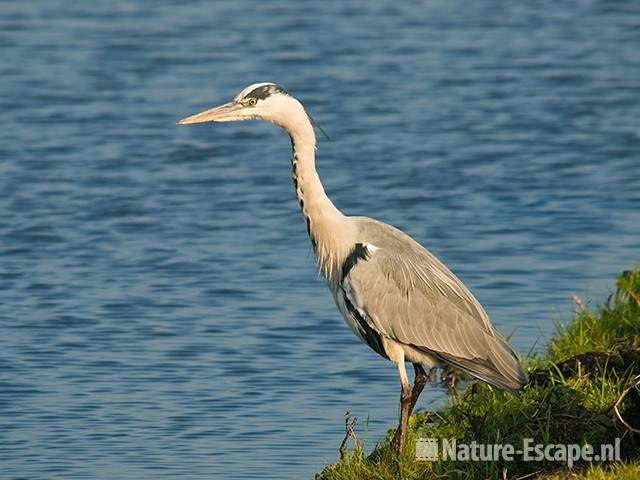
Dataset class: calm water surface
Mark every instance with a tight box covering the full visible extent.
[1,1,639,479]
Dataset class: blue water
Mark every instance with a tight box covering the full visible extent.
[1,1,639,479]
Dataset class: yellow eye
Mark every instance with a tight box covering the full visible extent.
[248,98,257,106]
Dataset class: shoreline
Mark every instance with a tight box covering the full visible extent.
[317,268,640,480]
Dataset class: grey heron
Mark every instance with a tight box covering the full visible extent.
[179,83,528,454]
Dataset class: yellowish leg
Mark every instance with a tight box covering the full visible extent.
[392,363,430,455]
[392,362,412,455]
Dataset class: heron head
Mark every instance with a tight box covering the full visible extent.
[179,83,298,126]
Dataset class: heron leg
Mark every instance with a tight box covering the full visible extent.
[408,363,429,413]
[392,363,430,455]
[392,362,412,455]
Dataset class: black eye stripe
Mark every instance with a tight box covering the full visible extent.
[244,84,289,101]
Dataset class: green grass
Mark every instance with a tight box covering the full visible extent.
[316,268,640,480]
[539,461,640,480]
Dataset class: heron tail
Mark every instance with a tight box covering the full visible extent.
[436,340,528,395]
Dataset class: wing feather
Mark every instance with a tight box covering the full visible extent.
[341,218,527,393]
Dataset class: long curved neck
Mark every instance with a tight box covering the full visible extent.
[278,100,355,285]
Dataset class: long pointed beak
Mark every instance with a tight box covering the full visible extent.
[178,102,242,125]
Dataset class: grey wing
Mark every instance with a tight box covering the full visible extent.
[340,239,527,394]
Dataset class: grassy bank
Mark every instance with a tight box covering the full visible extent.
[317,268,640,480]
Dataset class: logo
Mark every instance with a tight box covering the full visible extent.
[416,437,620,467]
